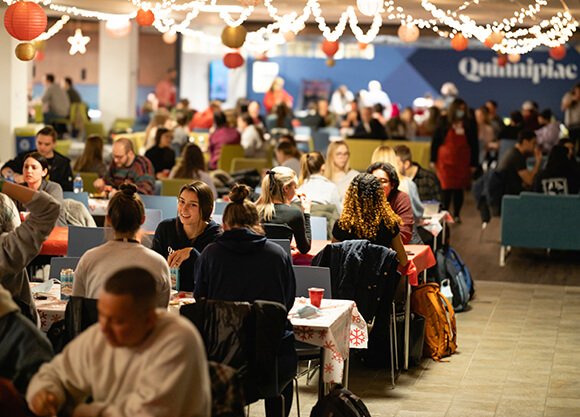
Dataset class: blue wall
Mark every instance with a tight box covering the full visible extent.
[246,44,580,119]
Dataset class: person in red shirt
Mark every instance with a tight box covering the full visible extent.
[264,77,293,114]
[189,101,222,131]
[155,68,177,109]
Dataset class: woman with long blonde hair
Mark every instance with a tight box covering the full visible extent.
[297,151,341,214]
[324,141,359,199]
[332,173,407,266]
[255,166,312,254]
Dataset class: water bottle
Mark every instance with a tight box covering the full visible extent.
[170,267,180,291]
[73,174,83,193]
[5,170,14,183]
[60,269,74,300]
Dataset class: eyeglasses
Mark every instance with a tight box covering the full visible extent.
[335,152,350,157]
[377,178,391,184]
[112,153,127,160]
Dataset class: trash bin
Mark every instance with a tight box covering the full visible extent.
[14,127,38,154]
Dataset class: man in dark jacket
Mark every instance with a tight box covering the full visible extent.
[1,126,73,191]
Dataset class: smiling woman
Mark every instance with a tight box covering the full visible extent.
[152,180,221,292]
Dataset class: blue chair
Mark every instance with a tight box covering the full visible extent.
[310,216,327,240]
[311,130,330,155]
[139,195,178,221]
[269,239,291,257]
[292,265,332,299]
[49,256,81,281]
[214,201,228,215]
[142,209,162,232]
[67,226,107,257]
[63,191,90,211]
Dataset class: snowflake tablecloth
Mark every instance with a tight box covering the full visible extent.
[289,298,368,384]
[88,198,109,216]
[32,282,66,332]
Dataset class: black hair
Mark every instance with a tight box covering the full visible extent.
[366,161,400,190]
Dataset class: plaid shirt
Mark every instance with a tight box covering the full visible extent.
[105,155,155,195]
[412,163,442,203]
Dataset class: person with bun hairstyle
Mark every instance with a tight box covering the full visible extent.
[297,151,342,214]
[152,181,221,292]
[333,173,408,266]
[194,183,296,417]
[72,184,171,307]
[255,166,312,254]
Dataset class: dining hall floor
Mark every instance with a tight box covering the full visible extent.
[252,191,580,417]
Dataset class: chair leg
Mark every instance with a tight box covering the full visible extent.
[392,302,398,372]
[389,306,396,389]
[294,378,300,417]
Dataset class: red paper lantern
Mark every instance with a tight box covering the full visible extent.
[497,55,508,67]
[136,9,155,26]
[34,49,44,61]
[357,42,368,50]
[451,34,468,51]
[550,45,566,60]
[483,37,494,48]
[4,1,47,41]
[223,52,244,69]
[322,40,339,57]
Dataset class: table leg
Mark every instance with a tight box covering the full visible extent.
[404,275,410,370]
[343,356,349,390]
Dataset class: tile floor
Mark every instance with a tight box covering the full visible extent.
[251,281,580,417]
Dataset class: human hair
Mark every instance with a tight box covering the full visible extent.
[74,135,104,172]
[64,77,72,87]
[545,145,571,176]
[539,109,553,120]
[114,137,134,154]
[276,141,301,159]
[176,112,189,127]
[178,180,214,222]
[104,267,156,312]
[423,106,441,135]
[239,112,265,142]
[299,151,325,186]
[255,166,297,221]
[223,184,263,234]
[366,161,400,191]
[487,100,498,109]
[25,152,49,173]
[370,146,404,185]
[213,111,227,128]
[224,110,237,128]
[447,98,467,124]
[144,108,170,141]
[394,144,413,164]
[274,102,292,128]
[510,110,524,125]
[154,127,171,147]
[45,74,54,83]
[338,173,402,239]
[278,133,297,147]
[325,140,352,181]
[172,143,206,179]
[107,183,145,234]
[37,126,57,143]
[517,129,536,144]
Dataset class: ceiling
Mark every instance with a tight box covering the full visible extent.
[21,0,580,27]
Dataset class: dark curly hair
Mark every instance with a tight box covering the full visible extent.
[338,173,402,240]
[366,161,400,191]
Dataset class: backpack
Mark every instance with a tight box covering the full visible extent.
[411,283,457,361]
[434,248,470,312]
[310,386,372,417]
[446,247,475,300]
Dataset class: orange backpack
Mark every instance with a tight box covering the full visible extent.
[411,283,457,361]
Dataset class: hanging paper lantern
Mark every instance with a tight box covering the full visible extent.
[451,33,468,51]
[34,49,44,61]
[282,31,295,42]
[357,42,368,50]
[221,26,247,48]
[483,37,494,48]
[106,18,131,38]
[136,9,155,26]
[497,55,508,67]
[15,42,36,61]
[321,40,339,57]
[32,39,46,51]
[162,31,177,44]
[238,0,260,5]
[4,1,47,41]
[326,58,335,67]
[508,53,521,63]
[223,52,244,69]
[356,0,382,16]
[550,45,566,60]
[488,31,504,45]
[398,24,419,43]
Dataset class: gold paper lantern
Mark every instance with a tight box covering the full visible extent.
[15,42,36,61]
[326,58,335,67]
[507,53,521,63]
[488,31,504,45]
[397,24,419,43]
[221,26,247,48]
[283,31,295,42]
[162,31,177,44]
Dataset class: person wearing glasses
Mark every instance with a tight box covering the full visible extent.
[324,141,359,199]
[93,138,155,195]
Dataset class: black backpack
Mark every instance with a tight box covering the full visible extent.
[310,386,372,417]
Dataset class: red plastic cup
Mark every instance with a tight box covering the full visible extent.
[308,287,324,308]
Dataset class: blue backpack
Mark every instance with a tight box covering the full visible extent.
[446,247,474,300]
[434,247,474,312]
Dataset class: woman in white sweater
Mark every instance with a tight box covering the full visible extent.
[297,151,342,214]
[238,112,269,159]
[72,183,171,307]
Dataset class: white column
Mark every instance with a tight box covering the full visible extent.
[98,21,138,133]
[0,12,32,164]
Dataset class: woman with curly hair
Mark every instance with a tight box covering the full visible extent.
[332,173,407,266]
